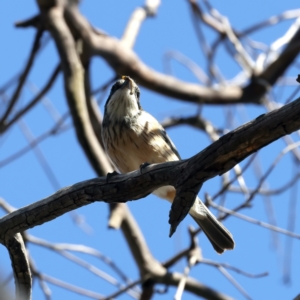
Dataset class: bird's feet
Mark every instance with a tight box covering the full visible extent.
[140,162,150,174]
[106,171,119,183]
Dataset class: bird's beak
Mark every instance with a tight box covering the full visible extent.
[121,76,134,95]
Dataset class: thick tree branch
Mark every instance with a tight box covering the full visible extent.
[1,95,300,241]
[169,95,300,232]
[39,4,112,175]
[5,234,31,300]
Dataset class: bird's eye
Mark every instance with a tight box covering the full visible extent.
[111,80,123,94]
[104,80,124,108]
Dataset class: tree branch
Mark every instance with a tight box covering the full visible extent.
[39,4,112,175]
[1,64,61,133]
[0,29,43,128]
[154,272,233,300]
[5,234,31,300]
[0,95,300,240]
[65,6,300,105]
[64,7,245,104]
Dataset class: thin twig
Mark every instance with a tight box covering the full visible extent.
[3,64,61,132]
[201,259,268,278]
[208,198,300,239]
[228,173,300,196]
[218,266,252,300]
[30,257,52,300]
[283,165,298,283]
[0,29,44,126]
[163,51,210,84]
[242,9,300,36]
[0,113,70,168]
[100,280,141,300]
[17,119,61,190]
[27,235,131,284]
[211,154,257,201]
[41,274,105,299]
[0,72,21,95]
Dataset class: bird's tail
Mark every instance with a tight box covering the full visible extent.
[189,197,235,254]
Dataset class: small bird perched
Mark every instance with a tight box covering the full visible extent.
[102,76,235,253]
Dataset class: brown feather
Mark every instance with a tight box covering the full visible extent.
[103,111,179,173]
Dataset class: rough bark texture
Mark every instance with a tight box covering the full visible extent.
[5,234,31,300]
[1,95,300,242]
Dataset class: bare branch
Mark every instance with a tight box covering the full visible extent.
[118,204,165,277]
[17,119,61,190]
[228,173,300,196]
[189,0,225,34]
[228,140,300,215]
[163,51,210,84]
[121,0,161,49]
[5,234,31,300]
[15,15,41,29]
[28,256,52,300]
[65,6,247,104]
[253,25,300,85]
[35,5,173,298]
[162,248,190,269]
[40,273,104,299]
[27,234,133,285]
[200,2,254,73]
[53,250,139,298]
[154,272,233,300]
[0,113,70,168]
[1,94,300,239]
[201,259,268,278]
[0,29,44,127]
[218,266,252,300]
[208,199,300,239]
[101,280,141,300]
[0,72,21,95]
[2,64,61,132]
[63,6,300,106]
[40,4,112,175]
[174,227,201,300]
[4,2,299,300]
[242,9,300,36]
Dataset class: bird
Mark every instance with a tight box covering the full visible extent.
[102,76,235,254]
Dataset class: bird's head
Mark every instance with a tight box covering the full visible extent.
[104,76,142,120]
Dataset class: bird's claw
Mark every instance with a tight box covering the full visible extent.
[140,162,150,174]
[106,171,119,183]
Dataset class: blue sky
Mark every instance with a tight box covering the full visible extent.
[1,1,300,300]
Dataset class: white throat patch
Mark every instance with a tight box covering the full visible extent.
[107,88,140,120]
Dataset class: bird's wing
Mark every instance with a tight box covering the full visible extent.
[137,111,181,162]
[102,111,181,173]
